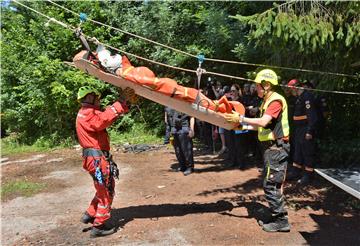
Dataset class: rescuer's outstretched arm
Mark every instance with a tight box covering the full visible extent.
[224,111,273,130]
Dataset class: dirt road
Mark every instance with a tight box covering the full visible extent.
[1,146,359,245]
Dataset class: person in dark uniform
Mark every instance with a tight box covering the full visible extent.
[286,79,319,185]
[308,80,329,139]
[225,69,291,232]
[166,107,195,176]
[283,79,298,165]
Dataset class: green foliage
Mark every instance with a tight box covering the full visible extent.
[2,1,245,145]
[1,1,359,167]
[1,138,49,155]
[231,1,360,167]
[232,2,360,52]
[109,122,162,145]
[1,134,74,155]
[319,138,360,168]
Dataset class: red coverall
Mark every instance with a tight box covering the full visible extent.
[115,56,245,115]
[76,101,127,226]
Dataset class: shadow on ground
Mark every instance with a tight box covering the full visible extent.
[196,172,360,245]
[197,176,262,197]
[109,200,234,229]
[295,184,360,244]
[300,213,360,245]
[220,201,270,223]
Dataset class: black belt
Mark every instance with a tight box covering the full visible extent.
[83,148,119,180]
[261,139,288,148]
[82,148,109,157]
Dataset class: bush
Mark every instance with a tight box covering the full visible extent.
[319,138,360,168]
[109,122,162,145]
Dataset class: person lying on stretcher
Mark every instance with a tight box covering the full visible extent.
[92,44,244,115]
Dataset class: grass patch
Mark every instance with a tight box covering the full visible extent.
[1,180,46,200]
[1,134,51,155]
[1,123,161,156]
[1,134,75,156]
[1,141,49,155]
[110,123,162,145]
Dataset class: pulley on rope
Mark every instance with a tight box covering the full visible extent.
[76,12,89,51]
[197,53,205,66]
[79,12,87,23]
[196,53,206,89]
[193,53,211,112]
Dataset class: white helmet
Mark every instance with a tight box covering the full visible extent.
[96,45,122,70]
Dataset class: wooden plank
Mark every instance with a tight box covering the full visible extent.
[73,51,239,130]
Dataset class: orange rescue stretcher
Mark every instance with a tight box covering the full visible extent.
[73,50,244,130]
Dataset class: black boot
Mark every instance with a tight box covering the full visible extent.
[297,171,313,185]
[238,162,247,170]
[286,167,302,181]
[224,160,237,168]
[183,167,194,176]
[90,224,116,238]
[176,166,186,172]
[80,212,94,224]
[258,214,276,226]
[262,216,290,232]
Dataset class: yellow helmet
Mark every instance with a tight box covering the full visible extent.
[254,69,278,86]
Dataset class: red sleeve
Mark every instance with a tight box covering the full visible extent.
[87,102,126,131]
[113,101,128,114]
[264,100,282,119]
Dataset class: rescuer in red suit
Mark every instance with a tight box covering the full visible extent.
[76,86,132,238]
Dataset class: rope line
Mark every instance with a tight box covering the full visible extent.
[280,85,360,96]
[203,58,358,78]
[13,0,75,31]
[47,0,196,58]
[12,1,194,74]
[12,0,360,96]
[89,37,197,74]
[13,0,253,82]
[46,0,358,79]
[85,35,255,83]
